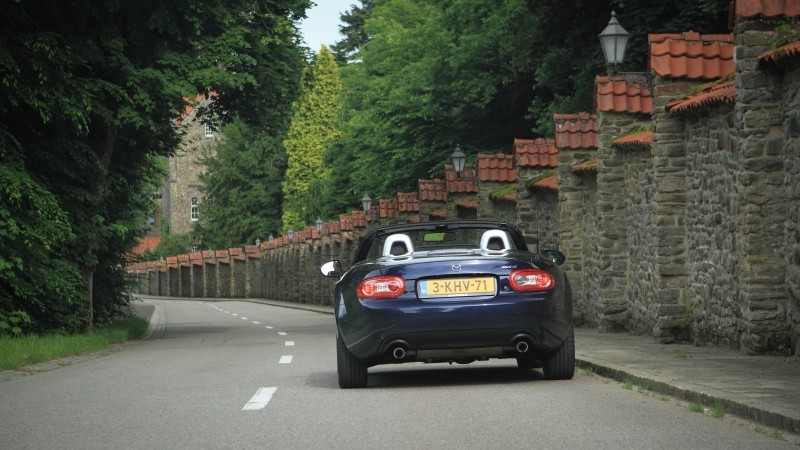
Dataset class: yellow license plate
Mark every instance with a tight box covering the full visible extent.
[419,277,496,298]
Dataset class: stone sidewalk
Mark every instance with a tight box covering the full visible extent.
[573,327,800,436]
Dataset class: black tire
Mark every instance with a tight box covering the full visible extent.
[542,326,575,380]
[337,333,368,388]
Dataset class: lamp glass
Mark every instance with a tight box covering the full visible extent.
[450,145,466,174]
[361,194,372,212]
[598,11,629,66]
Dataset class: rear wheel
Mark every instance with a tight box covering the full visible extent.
[337,333,368,388]
[542,326,575,380]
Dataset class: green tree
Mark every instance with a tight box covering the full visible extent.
[331,0,378,64]
[0,0,309,333]
[327,0,540,200]
[282,46,342,230]
[199,119,291,248]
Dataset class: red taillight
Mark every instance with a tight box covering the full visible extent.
[357,276,406,299]
[509,269,555,291]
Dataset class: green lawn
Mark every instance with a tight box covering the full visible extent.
[0,317,149,371]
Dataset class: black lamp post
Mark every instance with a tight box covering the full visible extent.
[450,144,466,177]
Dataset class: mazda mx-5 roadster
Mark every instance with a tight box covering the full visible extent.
[320,220,574,388]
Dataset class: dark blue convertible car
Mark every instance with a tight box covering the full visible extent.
[320,220,574,388]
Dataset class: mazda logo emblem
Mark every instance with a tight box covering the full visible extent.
[451,264,462,272]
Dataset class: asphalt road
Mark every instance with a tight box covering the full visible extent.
[0,298,795,449]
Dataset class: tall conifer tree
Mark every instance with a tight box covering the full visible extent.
[282,46,342,231]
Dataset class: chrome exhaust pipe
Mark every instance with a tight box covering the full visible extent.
[516,340,529,354]
[392,346,406,360]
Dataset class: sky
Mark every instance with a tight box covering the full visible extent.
[299,1,356,52]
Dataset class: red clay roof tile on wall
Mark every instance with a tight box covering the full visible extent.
[456,200,478,210]
[595,76,653,115]
[350,210,368,228]
[737,0,800,18]
[759,40,800,64]
[418,179,447,202]
[379,198,398,218]
[553,113,598,149]
[649,32,735,80]
[396,191,420,212]
[477,153,516,182]
[445,164,479,193]
[572,159,598,173]
[514,138,558,167]
[666,80,735,114]
[612,130,653,149]
[533,175,558,191]
[339,215,354,231]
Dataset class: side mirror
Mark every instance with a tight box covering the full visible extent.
[541,250,565,266]
[320,260,343,278]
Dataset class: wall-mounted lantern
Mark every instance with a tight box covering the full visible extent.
[315,218,324,232]
[361,194,372,212]
[598,11,629,71]
[450,144,466,177]
[598,11,652,91]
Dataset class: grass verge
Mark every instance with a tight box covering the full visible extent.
[0,317,149,371]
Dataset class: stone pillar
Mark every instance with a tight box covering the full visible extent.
[733,18,792,353]
[594,112,631,331]
[557,148,594,326]
[651,77,693,342]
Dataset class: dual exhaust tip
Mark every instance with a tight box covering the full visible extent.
[388,338,531,360]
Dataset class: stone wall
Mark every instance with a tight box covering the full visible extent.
[622,144,657,337]
[785,61,800,354]
[683,107,739,347]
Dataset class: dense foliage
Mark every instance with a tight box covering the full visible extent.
[0,0,309,334]
[320,0,729,204]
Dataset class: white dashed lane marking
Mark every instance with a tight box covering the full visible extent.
[242,387,278,411]
[203,303,297,410]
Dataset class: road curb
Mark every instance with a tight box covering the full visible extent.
[575,358,800,435]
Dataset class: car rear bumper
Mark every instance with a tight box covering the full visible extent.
[338,296,571,363]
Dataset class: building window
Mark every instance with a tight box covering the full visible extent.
[147,212,156,225]
[191,197,199,221]
[204,123,214,138]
